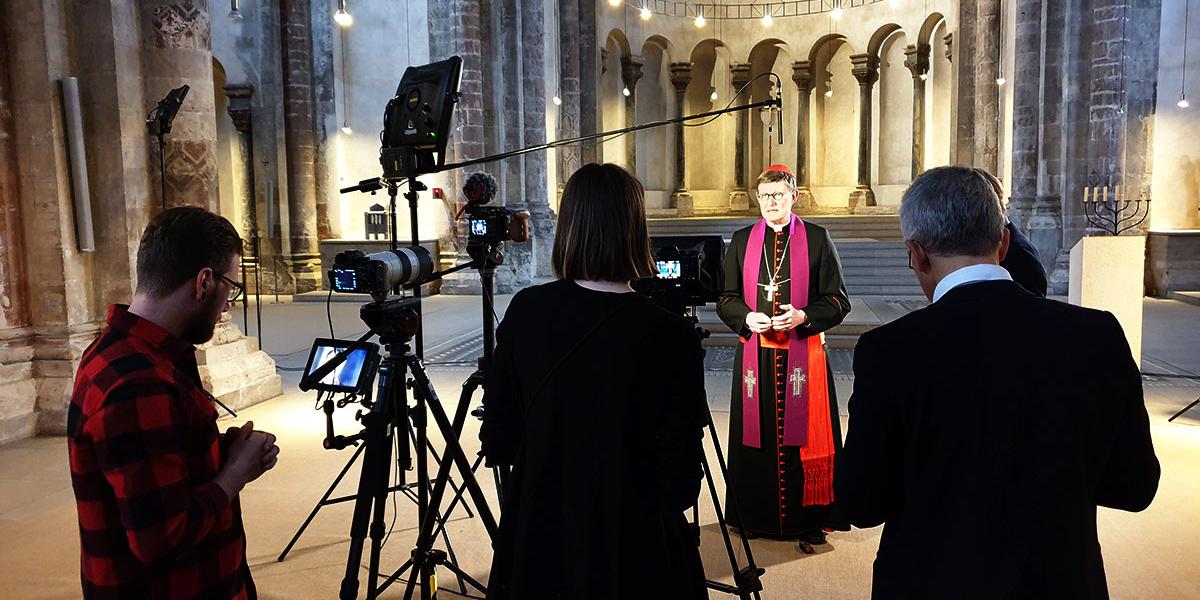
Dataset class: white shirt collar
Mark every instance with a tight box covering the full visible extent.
[932,264,1013,303]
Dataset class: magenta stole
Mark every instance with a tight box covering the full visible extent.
[741,214,810,448]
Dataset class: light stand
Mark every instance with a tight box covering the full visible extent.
[145,84,189,210]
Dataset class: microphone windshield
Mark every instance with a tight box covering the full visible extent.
[463,171,497,206]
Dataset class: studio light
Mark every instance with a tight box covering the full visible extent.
[694,8,706,28]
[334,0,354,27]
[341,126,353,134]
[608,0,622,6]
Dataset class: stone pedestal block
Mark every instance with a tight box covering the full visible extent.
[728,190,750,213]
[672,191,695,217]
[1147,230,1200,297]
[196,315,282,412]
[849,186,877,209]
[1069,236,1145,367]
[0,340,35,444]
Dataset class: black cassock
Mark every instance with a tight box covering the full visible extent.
[717,221,851,538]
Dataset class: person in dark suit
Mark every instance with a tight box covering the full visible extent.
[835,166,1159,599]
[974,168,1048,297]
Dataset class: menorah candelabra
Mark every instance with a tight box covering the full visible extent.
[1081,184,1151,236]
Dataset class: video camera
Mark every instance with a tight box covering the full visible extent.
[633,235,725,314]
[460,172,530,257]
[328,246,435,302]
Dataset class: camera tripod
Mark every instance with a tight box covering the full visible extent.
[683,308,766,600]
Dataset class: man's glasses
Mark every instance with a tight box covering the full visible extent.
[757,190,795,204]
[215,272,245,304]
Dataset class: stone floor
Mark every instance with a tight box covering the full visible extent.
[2,294,1198,598]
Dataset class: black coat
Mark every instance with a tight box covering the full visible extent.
[480,279,708,599]
[836,280,1159,599]
[1001,221,1048,297]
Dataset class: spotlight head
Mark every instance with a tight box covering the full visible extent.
[228,8,243,22]
[341,126,353,134]
[334,8,354,27]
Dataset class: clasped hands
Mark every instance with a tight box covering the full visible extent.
[746,304,807,334]
[215,420,280,499]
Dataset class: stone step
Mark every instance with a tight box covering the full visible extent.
[841,267,917,278]
[1170,291,1200,307]
[848,285,928,295]
[840,256,910,267]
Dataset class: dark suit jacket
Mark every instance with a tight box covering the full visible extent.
[1002,221,1048,297]
[836,280,1159,600]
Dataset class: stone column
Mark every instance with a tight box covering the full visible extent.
[849,54,878,208]
[620,55,645,172]
[669,62,694,216]
[140,0,219,211]
[556,0,583,186]
[521,0,555,278]
[278,0,321,292]
[578,0,600,165]
[974,0,1002,174]
[225,85,260,284]
[729,62,752,211]
[790,61,816,209]
[904,44,931,181]
[1008,0,1044,231]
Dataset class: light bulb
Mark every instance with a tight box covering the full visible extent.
[825,88,833,97]
[919,73,928,81]
[762,12,773,27]
[710,88,719,101]
[340,126,353,134]
[228,8,243,21]
[640,7,651,20]
[334,8,354,27]
[622,86,631,97]
[552,95,563,106]
[996,77,1006,86]
[831,7,844,20]
[1179,97,1190,109]
[608,0,621,6]
[694,13,706,28]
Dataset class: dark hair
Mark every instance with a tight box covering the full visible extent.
[755,169,797,189]
[552,163,655,282]
[136,207,244,297]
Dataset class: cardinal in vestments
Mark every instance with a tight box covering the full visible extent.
[717,164,851,551]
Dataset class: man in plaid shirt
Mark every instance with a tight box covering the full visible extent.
[69,207,279,599]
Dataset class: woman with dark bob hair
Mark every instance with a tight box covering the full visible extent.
[481,163,708,599]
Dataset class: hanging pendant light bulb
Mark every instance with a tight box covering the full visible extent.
[334,0,354,27]
[640,6,651,20]
[919,73,928,81]
[228,0,243,21]
[710,87,719,102]
[622,86,631,97]
[553,94,563,106]
[996,76,1007,86]
[694,6,706,28]
[762,8,773,27]
[341,125,353,135]
[1179,95,1190,109]
[825,87,833,98]
[831,1,844,21]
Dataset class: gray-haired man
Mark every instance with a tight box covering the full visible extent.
[835,166,1159,599]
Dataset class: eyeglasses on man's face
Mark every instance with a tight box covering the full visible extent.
[756,190,795,205]
[214,272,245,304]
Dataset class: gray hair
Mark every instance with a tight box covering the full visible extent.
[899,166,1006,257]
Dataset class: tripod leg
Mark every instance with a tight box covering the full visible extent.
[365,430,395,599]
[409,427,476,520]
[431,454,486,542]
[279,442,366,562]
[340,414,386,600]
[1168,396,1200,422]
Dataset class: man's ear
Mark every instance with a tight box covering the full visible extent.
[997,226,1011,263]
[193,267,214,302]
[905,239,933,274]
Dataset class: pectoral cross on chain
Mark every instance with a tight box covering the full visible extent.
[744,370,757,397]
[790,367,807,396]
[759,278,789,302]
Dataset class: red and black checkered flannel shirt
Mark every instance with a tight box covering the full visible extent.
[68,305,255,599]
